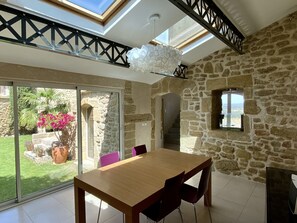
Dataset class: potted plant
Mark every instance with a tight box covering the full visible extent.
[37,112,76,164]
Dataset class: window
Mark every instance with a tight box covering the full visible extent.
[221,89,244,129]
[211,88,244,131]
[48,0,127,24]
[153,15,208,49]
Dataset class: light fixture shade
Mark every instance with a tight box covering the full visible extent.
[127,44,182,75]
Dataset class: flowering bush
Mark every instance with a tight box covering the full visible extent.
[37,112,76,146]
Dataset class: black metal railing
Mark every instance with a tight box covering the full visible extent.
[168,0,245,54]
[0,4,187,78]
[0,4,131,66]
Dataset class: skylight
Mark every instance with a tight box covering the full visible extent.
[154,16,208,49]
[49,0,127,24]
[67,0,115,15]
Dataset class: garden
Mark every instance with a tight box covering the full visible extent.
[0,134,77,202]
[0,87,78,202]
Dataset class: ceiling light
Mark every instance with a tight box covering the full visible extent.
[127,14,182,76]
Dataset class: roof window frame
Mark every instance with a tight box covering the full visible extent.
[48,0,127,25]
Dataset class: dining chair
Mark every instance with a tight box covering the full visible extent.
[132,144,147,156]
[99,151,120,167]
[181,162,213,223]
[97,151,124,223]
[142,171,185,223]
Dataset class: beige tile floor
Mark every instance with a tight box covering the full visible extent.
[0,171,266,223]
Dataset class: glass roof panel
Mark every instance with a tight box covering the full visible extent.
[154,16,207,49]
[48,0,126,24]
[68,0,115,15]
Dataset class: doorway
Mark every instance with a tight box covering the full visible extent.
[162,93,181,151]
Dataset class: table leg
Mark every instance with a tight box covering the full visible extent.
[204,169,212,206]
[74,181,86,223]
[125,210,139,223]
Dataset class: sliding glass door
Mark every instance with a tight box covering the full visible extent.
[0,82,123,207]
[17,86,78,198]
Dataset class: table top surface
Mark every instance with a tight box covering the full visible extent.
[75,148,211,209]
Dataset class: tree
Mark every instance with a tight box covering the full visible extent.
[17,87,68,133]
[9,87,37,134]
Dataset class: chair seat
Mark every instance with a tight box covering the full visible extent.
[181,184,200,204]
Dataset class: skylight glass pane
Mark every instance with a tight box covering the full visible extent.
[156,30,169,45]
[68,0,115,15]
[155,16,206,48]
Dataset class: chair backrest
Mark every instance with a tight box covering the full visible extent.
[197,162,212,199]
[132,144,147,156]
[159,171,185,218]
[99,151,120,167]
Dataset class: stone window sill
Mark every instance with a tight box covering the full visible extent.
[219,127,243,132]
[208,129,250,142]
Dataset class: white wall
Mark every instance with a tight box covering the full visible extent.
[132,82,152,151]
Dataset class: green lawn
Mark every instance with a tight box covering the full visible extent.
[0,135,77,202]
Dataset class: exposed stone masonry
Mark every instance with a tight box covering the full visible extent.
[81,90,120,160]
[124,81,136,156]
[0,97,11,136]
[188,11,297,182]
[152,11,297,182]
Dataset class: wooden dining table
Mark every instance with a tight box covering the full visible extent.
[74,148,212,223]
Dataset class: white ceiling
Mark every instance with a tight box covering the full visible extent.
[0,0,296,84]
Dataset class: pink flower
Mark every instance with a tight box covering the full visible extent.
[37,113,75,131]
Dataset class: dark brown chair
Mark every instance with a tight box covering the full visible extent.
[132,144,147,156]
[142,171,185,223]
[181,163,213,223]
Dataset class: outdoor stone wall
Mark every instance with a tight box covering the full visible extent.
[152,11,297,182]
[0,97,11,136]
[81,91,120,161]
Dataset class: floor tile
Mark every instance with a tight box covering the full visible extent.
[216,176,256,206]
[0,206,32,223]
[238,196,265,223]
[0,171,266,223]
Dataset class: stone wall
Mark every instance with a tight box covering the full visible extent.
[189,11,297,182]
[153,11,297,182]
[81,90,120,163]
[0,97,11,136]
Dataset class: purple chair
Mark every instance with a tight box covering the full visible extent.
[142,171,185,223]
[132,144,147,156]
[99,151,120,167]
[181,162,213,223]
[97,151,124,223]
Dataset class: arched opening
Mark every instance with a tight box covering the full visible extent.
[82,104,95,160]
[86,106,94,159]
